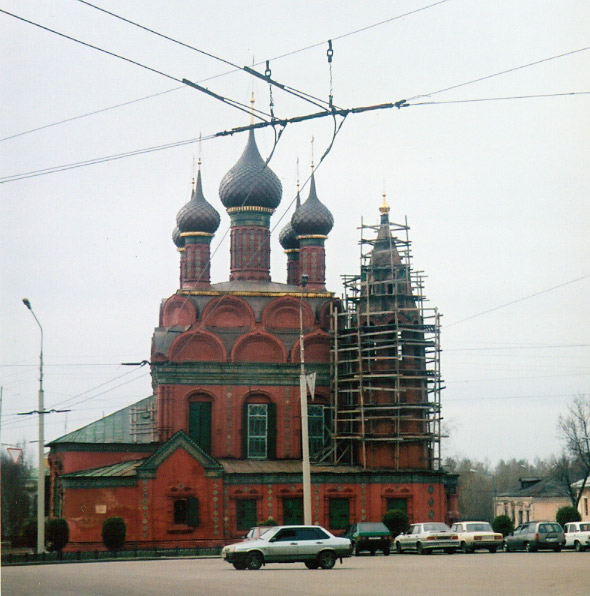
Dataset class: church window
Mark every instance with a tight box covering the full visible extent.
[173,497,199,527]
[242,401,276,459]
[236,498,257,531]
[328,498,350,530]
[308,405,325,458]
[188,401,212,454]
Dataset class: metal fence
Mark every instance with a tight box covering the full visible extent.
[2,545,222,566]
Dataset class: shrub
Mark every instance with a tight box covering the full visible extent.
[46,518,69,552]
[492,514,514,537]
[382,509,409,538]
[101,517,126,551]
[21,519,37,548]
[556,506,581,527]
[258,517,278,526]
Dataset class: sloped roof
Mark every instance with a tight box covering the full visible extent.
[48,395,156,445]
[219,459,361,474]
[498,477,570,499]
[62,459,144,478]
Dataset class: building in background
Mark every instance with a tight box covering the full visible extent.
[48,131,457,550]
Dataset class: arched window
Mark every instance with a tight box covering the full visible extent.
[242,398,276,460]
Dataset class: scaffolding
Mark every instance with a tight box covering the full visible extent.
[327,216,443,470]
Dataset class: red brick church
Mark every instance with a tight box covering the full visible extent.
[48,130,458,550]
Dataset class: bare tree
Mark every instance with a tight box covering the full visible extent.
[558,395,590,508]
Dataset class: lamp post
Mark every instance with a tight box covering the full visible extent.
[22,298,45,554]
[299,275,312,525]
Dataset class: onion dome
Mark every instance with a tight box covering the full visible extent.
[279,191,301,250]
[172,225,184,248]
[219,130,282,210]
[176,169,221,235]
[291,173,333,236]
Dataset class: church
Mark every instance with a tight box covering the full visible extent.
[47,129,458,550]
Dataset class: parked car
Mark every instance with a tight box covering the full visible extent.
[344,522,392,556]
[450,521,503,553]
[503,521,564,552]
[221,525,352,570]
[394,523,459,555]
[563,521,590,552]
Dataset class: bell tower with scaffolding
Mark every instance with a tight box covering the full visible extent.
[330,197,442,471]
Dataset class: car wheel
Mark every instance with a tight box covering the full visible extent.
[353,543,360,556]
[445,548,456,554]
[417,542,426,555]
[503,542,510,553]
[395,542,403,554]
[525,542,536,553]
[488,547,497,553]
[369,548,376,556]
[245,551,263,570]
[383,546,390,556]
[232,561,247,570]
[317,550,336,570]
[553,545,562,553]
[461,542,471,554]
[574,541,585,552]
[305,561,319,569]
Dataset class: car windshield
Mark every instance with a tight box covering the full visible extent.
[359,523,388,532]
[465,523,492,532]
[423,523,450,532]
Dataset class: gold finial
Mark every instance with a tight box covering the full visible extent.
[250,91,255,126]
[310,136,315,171]
[192,154,196,188]
[296,157,300,192]
[379,192,390,214]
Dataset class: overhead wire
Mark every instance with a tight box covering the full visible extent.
[77,0,333,112]
[0,8,271,123]
[444,274,590,328]
[0,0,452,143]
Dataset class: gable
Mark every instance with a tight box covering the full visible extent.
[137,431,223,479]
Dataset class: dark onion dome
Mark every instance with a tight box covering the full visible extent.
[218,130,282,210]
[176,169,221,235]
[278,190,301,250]
[291,173,334,236]
[172,225,184,248]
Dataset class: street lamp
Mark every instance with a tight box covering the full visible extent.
[22,298,45,554]
[299,274,312,525]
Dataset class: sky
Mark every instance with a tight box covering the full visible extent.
[1,0,589,467]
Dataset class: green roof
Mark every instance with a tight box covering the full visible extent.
[49,395,156,445]
[62,459,144,478]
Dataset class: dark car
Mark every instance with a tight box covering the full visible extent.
[344,522,392,555]
[503,521,565,552]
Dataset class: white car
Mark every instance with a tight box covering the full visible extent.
[394,523,459,555]
[451,521,503,553]
[222,525,352,570]
[563,521,590,552]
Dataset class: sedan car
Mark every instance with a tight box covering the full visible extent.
[394,523,459,555]
[221,525,352,570]
[344,522,392,555]
[503,521,564,552]
[563,521,590,552]
[450,521,503,553]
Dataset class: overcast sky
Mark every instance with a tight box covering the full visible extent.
[1,0,589,467]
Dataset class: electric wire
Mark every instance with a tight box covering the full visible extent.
[0,0,451,143]
[412,91,590,106]
[445,274,590,328]
[77,0,333,112]
[0,8,270,122]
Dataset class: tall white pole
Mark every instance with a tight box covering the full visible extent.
[299,279,312,525]
[23,299,45,554]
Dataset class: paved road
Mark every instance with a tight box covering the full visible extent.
[2,551,587,596]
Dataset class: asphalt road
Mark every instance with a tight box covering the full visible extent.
[2,551,587,596]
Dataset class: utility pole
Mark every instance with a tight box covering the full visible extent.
[299,275,312,525]
[22,298,45,554]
